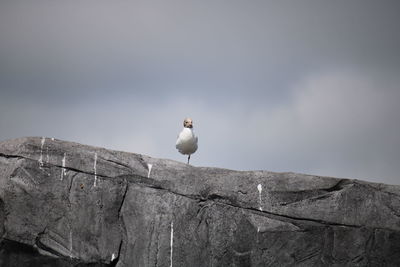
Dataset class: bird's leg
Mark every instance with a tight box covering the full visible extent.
[187,155,191,164]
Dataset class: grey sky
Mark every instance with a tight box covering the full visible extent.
[1,1,400,185]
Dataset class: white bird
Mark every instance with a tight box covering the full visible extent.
[176,118,198,164]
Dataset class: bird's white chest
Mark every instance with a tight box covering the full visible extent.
[176,128,198,155]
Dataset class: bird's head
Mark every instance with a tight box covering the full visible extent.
[183,118,194,128]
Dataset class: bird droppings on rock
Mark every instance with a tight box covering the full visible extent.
[38,137,45,168]
[60,152,67,180]
[93,152,98,187]
[147,163,153,178]
[170,221,174,267]
[0,137,399,266]
[257,183,263,211]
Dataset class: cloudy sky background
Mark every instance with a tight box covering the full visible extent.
[1,0,399,185]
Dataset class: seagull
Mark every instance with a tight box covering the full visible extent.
[176,118,198,164]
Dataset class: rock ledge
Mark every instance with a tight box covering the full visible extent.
[0,137,399,266]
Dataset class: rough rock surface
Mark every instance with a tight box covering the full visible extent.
[0,137,399,266]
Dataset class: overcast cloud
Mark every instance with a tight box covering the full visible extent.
[1,0,399,185]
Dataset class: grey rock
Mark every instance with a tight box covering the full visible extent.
[0,136,399,266]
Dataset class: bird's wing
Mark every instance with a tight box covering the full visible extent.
[176,133,183,147]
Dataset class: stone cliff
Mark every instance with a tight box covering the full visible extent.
[0,137,399,266]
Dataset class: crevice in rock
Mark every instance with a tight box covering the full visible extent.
[0,153,25,160]
[118,181,129,218]
[204,193,356,228]
[119,174,365,229]
[296,249,322,263]
[0,153,388,231]
[243,204,362,228]
[102,158,133,172]
[13,236,111,266]
[268,179,352,195]
[262,180,353,209]
[35,233,65,259]
[196,201,213,218]
[386,204,400,218]
[350,254,365,264]
[116,212,128,267]
[207,193,225,201]
[279,193,333,206]
[68,173,78,197]
[324,179,350,192]
[1,238,78,265]
[109,239,123,267]
[56,164,110,179]
[118,174,198,201]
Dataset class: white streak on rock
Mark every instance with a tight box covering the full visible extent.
[257,184,263,211]
[69,230,73,258]
[46,147,49,163]
[147,163,153,178]
[39,137,45,167]
[111,253,116,261]
[93,153,98,187]
[61,153,67,180]
[170,221,174,267]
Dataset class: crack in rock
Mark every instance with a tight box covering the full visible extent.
[0,152,388,230]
